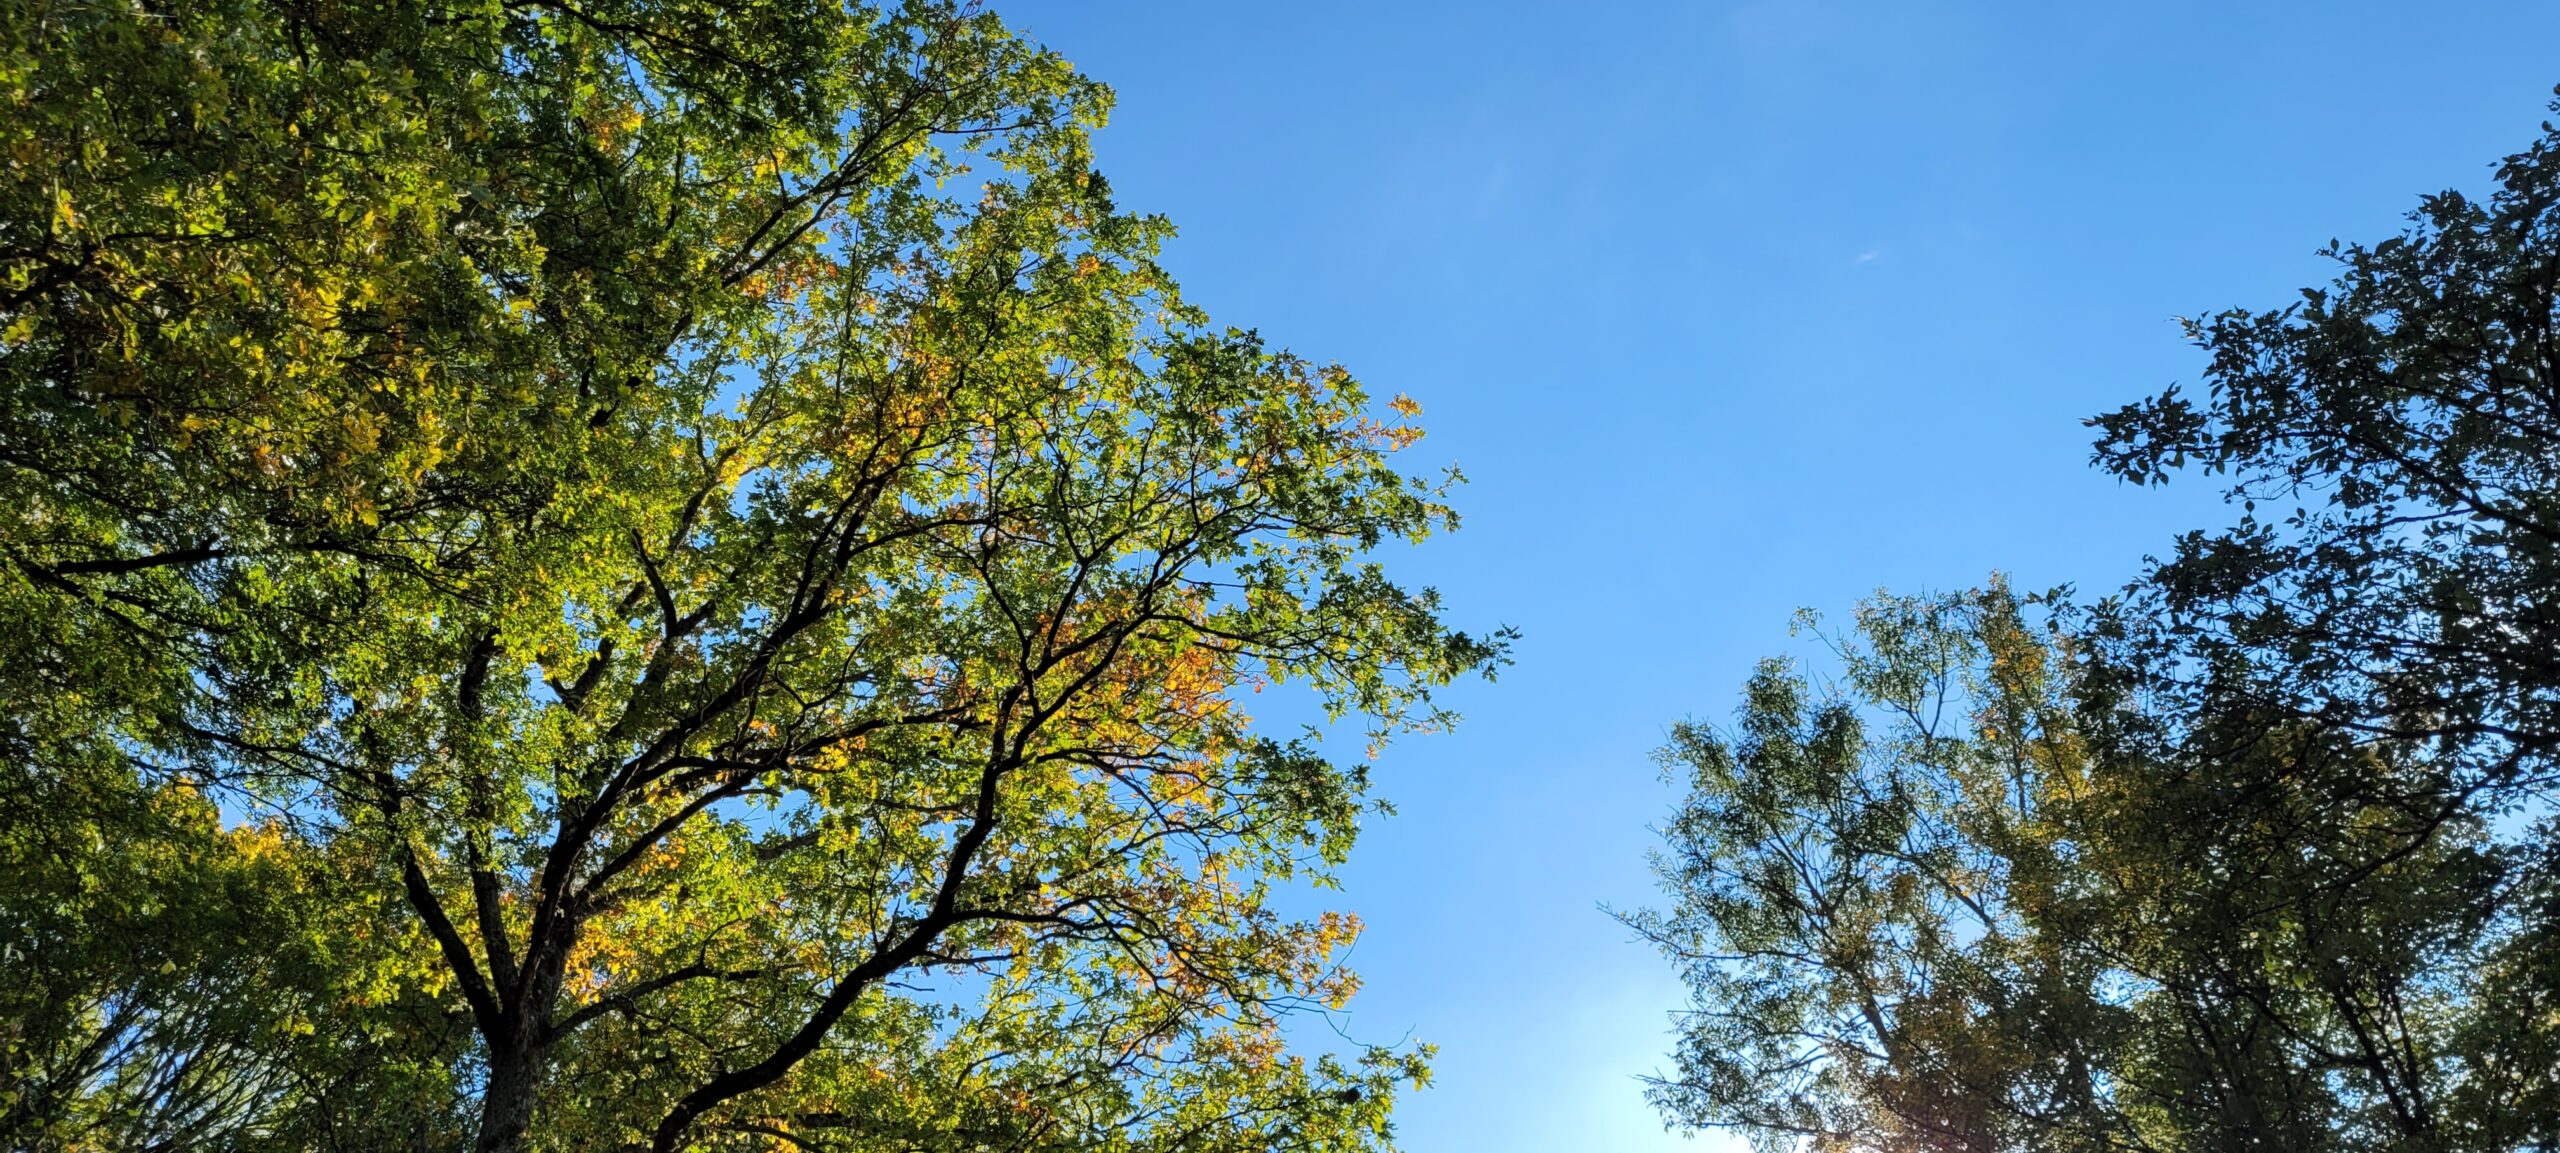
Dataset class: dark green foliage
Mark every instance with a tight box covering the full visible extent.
[1642,93,2560,1153]
[2085,88,2560,1150]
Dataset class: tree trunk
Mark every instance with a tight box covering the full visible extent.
[475,896,577,1151]
[475,1037,548,1153]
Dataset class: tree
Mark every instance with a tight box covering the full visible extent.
[1638,93,2560,1153]
[1633,585,2523,1153]
[0,1,1505,1149]
[2087,88,2560,1147]
[1629,585,2122,1153]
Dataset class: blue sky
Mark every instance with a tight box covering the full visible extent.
[1012,4,2560,1150]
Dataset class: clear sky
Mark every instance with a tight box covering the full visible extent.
[1012,4,2560,1150]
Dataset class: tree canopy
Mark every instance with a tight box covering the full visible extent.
[1639,98,2560,1153]
[0,1,1504,1149]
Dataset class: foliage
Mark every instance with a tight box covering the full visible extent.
[1639,94,2560,1153]
[1629,585,2122,1153]
[2084,88,2560,1148]
[0,1,1504,1150]
[1635,584,2538,1153]
[0,773,459,1151]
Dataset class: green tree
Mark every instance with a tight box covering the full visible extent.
[1634,585,2520,1153]
[1,1,1504,1149]
[1630,585,2125,1153]
[1639,92,2560,1153]
[2086,89,2560,1147]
